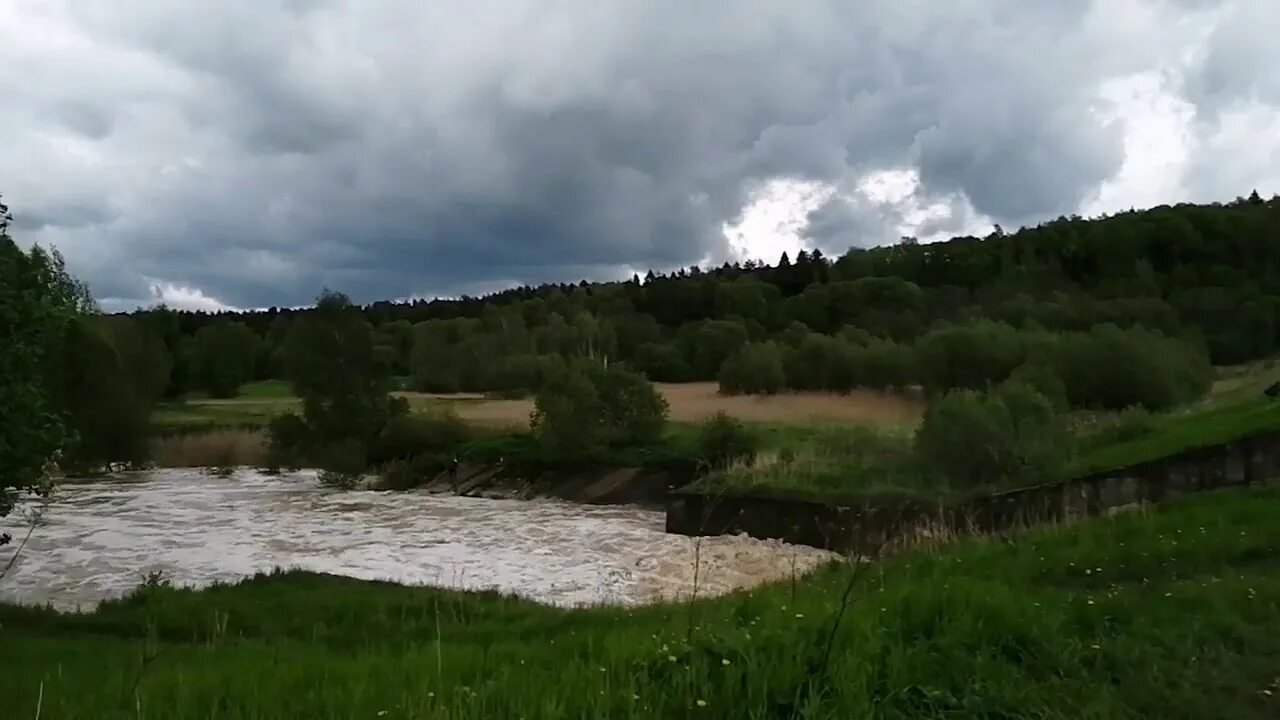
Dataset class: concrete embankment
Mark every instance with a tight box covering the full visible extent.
[666,431,1280,554]
[407,463,697,508]
[158,427,1280,554]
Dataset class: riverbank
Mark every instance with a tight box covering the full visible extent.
[670,422,1280,552]
[4,486,1278,719]
[1,469,834,610]
[142,380,1280,564]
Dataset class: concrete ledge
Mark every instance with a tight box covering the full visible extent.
[390,464,695,507]
[666,430,1280,553]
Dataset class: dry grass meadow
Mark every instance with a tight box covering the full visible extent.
[417,382,925,428]
[151,429,268,468]
[160,382,925,435]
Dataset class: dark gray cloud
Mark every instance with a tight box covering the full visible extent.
[1,0,1276,311]
[1183,2,1280,109]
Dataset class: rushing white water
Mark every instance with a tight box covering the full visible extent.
[0,469,836,610]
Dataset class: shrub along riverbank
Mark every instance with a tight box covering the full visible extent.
[3,487,1278,719]
[144,388,1280,508]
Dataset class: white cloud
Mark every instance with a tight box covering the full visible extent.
[1084,72,1196,215]
[857,170,918,206]
[1184,100,1280,202]
[146,282,238,313]
[722,179,834,264]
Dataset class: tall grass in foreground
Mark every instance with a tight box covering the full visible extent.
[3,487,1278,718]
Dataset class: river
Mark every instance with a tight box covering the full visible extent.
[0,468,836,610]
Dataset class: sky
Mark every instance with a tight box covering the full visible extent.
[2,0,1278,312]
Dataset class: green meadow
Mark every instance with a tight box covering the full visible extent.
[4,487,1278,719]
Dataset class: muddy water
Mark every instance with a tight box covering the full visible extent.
[0,469,836,610]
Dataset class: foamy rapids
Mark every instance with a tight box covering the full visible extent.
[0,469,836,610]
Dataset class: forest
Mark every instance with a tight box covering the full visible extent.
[140,191,1278,398]
[5,191,1280,483]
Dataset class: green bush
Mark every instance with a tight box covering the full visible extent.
[265,412,311,471]
[370,411,470,465]
[696,412,758,470]
[783,334,854,391]
[1007,361,1068,411]
[1,222,81,514]
[488,353,566,395]
[409,366,461,394]
[531,368,601,458]
[836,325,875,346]
[46,318,155,473]
[1052,324,1211,410]
[595,363,669,446]
[914,381,1071,490]
[316,439,367,489]
[915,320,1028,395]
[680,320,749,379]
[188,321,261,398]
[777,321,813,347]
[270,291,405,480]
[719,341,787,395]
[852,339,916,391]
[531,361,669,460]
[1078,406,1158,449]
[632,342,694,382]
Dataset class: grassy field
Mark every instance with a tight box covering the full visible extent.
[151,403,291,433]
[1071,397,1280,477]
[687,357,1280,502]
[147,380,927,474]
[153,381,924,433]
[435,382,924,428]
[685,396,1280,504]
[2,487,1278,719]
[170,357,1275,436]
[684,424,931,503]
[1209,358,1279,402]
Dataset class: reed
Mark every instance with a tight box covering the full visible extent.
[149,430,268,468]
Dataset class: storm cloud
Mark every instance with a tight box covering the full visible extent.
[1,0,1276,310]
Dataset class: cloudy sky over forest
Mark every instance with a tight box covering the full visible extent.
[3,0,1278,311]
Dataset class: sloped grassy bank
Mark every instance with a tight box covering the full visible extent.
[669,424,1280,553]
[670,398,1280,550]
[3,487,1278,719]
[683,397,1280,504]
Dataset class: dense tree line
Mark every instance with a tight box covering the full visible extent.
[2,194,177,499]
[139,194,1280,402]
[5,191,1270,486]
[264,291,674,484]
[266,291,411,485]
[2,196,72,514]
[5,191,1272,497]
